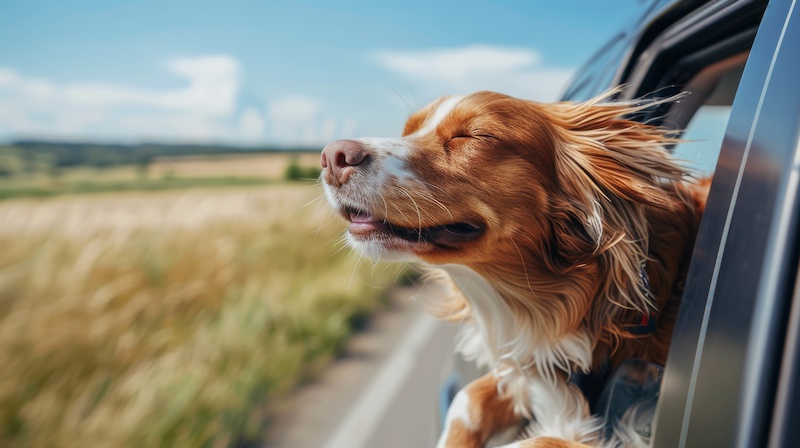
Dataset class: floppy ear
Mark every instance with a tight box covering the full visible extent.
[546,92,690,321]
[551,93,688,214]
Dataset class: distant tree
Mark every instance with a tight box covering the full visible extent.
[284,157,322,181]
[304,166,322,179]
[0,147,24,178]
[31,152,57,176]
[86,147,121,169]
[134,147,155,179]
[284,158,304,180]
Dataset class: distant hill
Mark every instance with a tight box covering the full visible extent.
[6,141,320,170]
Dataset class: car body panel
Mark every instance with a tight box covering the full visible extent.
[654,1,800,446]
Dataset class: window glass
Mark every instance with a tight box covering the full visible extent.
[672,105,732,175]
[561,34,627,102]
[669,58,746,176]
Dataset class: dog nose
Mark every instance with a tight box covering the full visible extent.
[320,139,370,186]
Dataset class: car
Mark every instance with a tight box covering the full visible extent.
[434,0,800,445]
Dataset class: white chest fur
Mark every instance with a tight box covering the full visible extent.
[439,265,602,443]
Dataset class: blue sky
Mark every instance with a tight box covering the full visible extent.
[0,0,643,146]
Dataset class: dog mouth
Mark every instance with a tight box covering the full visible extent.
[342,206,484,248]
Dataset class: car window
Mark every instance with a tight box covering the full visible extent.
[561,33,628,102]
[594,52,749,440]
[669,57,747,176]
[673,105,732,174]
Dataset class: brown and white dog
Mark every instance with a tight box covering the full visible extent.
[320,91,709,447]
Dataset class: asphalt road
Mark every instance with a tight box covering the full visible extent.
[264,286,459,448]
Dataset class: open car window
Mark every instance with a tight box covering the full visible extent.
[670,55,748,176]
[592,0,766,435]
[595,50,749,437]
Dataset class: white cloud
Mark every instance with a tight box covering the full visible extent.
[373,45,574,102]
[266,95,357,145]
[0,69,56,97]
[0,56,355,145]
[59,56,240,115]
[238,107,266,140]
[375,45,540,81]
[0,55,242,142]
[340,118,357,139]
[267,95,321,143]
[268,95,320,123]
[320,117,337,142]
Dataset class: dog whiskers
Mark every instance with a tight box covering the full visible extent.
[396,186,423,232]
[510,238,537,299]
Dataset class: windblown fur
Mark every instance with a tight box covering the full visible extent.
[321,89,708,447]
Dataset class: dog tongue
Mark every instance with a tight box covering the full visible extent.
[349,212,386,235]
[350,212,377,223]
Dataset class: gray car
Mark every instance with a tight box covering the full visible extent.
[436,0,800,446]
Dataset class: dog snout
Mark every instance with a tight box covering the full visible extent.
[321,139,370,187]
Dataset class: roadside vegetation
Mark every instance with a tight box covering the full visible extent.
[0,153,400,447]
[0,144,321,200]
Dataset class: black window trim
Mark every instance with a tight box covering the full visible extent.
[619,0,767,102]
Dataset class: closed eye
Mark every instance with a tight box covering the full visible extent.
[450,134,495,140]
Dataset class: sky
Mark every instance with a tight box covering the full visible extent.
[0,0,645,147]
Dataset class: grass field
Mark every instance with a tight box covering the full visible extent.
[151,152,321,179]
[0,152,322,200]
[0,183,404,447]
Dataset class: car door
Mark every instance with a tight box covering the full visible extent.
[562,0,800,444]
[653,0,800,446]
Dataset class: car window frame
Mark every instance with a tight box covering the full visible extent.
[561,0,800,446]
[651,0,800,446]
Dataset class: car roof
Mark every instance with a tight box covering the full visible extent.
[561,0,716,101]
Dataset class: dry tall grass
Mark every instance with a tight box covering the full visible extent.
[0,185,400,447]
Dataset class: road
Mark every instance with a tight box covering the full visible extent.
[264,286,459,448]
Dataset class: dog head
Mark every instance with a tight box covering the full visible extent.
[321,91,686,272]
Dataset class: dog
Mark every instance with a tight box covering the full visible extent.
[320,90,709,447]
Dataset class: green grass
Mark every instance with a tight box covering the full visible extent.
[0,153,323,201]
[0,176,279,200]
